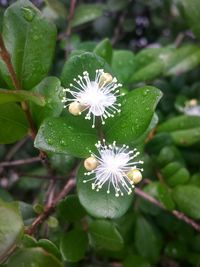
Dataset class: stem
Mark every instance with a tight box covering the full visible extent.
[0,34,37,139]
[0,35,21,90]
[26,178,76,235]
[135,187,200,232]
[0,157,40,167]
[96,117,105,143]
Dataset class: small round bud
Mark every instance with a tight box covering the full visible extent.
[68,102,85,116]
[188,99,198,107]
[127,169,142,184]
[99,73,113,87]
[84,156,99,171]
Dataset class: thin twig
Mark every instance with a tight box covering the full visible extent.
[0,157,40,167]
[135,187,200,232]
[58,0,77,40]
[5,137,29,161]
[25,178,76,235]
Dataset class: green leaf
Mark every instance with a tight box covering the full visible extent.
[37,239,61,261]
[77,165,133,219]
[164,45,200,76]
[60,229,88,262]
[157,115,200,146]
[162,163,190,187]
[89,220,124,251]
[34,116,98,158]
[0,89,45,106]
[60,52,111,89]
[7,248,63,267]
[104,86,162,144]
[172,185,200,219]
[181,0,200,39]
[71,4,104,27]
[57,195,86,222]
[0,201,24,263]
[94,38,113,64]
[111,50,135,83]
[0,103,28,144]
[135,216,163,263]
[130,48,171,83]
[156,182,175,210]
[123,254,151,267]
[0,0,56,90]
[30,77,64,126]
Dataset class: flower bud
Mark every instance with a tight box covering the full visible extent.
[127,169,142,184]
[99,72,113,87]
[84,156,99,171]
[68,102,85,116]
[188,99,198,107]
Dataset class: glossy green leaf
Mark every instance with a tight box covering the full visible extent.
[0,0,56,90]
[89,220,123,251]
[77,165,133,219]
[60,52,111,89]
[0,103,28,144]
[173,185,200,219]
[7,248,63,267]
[0,201,24,263]
[71,4,104,27]
[181,0,200,39]
[94,38,113,64]
[60,229,88,262]
[158,115,200,146]
[112,50,135,83]
[0,89,45,106]
[104,86,162,144]
[135,216,163,263]
[34,115,98,158]
[30,77,64,126]
[57,195,86,222]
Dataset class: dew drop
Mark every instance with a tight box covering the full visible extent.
[21,6,36,21]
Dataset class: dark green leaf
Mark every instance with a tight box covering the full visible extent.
[94,38,113,64]
[34,115,98,158]
[104,86,162,144]
[57,195,86,222]
[37,239,61,260]
[0,0,56,90]
[89,220,124,251]
[0,89,45,106]
[7,248,63,267]
[60,52,111,89]
[123,254,151,267]
[0,201,24,263]
[172,185,200,219]
[30,77,64,126]
[77,165,133,219]
[71,4,104,27]
[112,50,135,83]
[135,216,163,263]
[158,115,200,146]
[60,229,88,262]
[0,103,28,144]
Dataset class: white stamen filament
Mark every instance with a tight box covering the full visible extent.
[83,140,143,197]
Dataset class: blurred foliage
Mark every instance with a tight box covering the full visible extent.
[0,0,200,266]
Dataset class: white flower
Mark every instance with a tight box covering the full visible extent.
[179,99,200,116]
[62,69,123,128]
[83,140,143,197]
